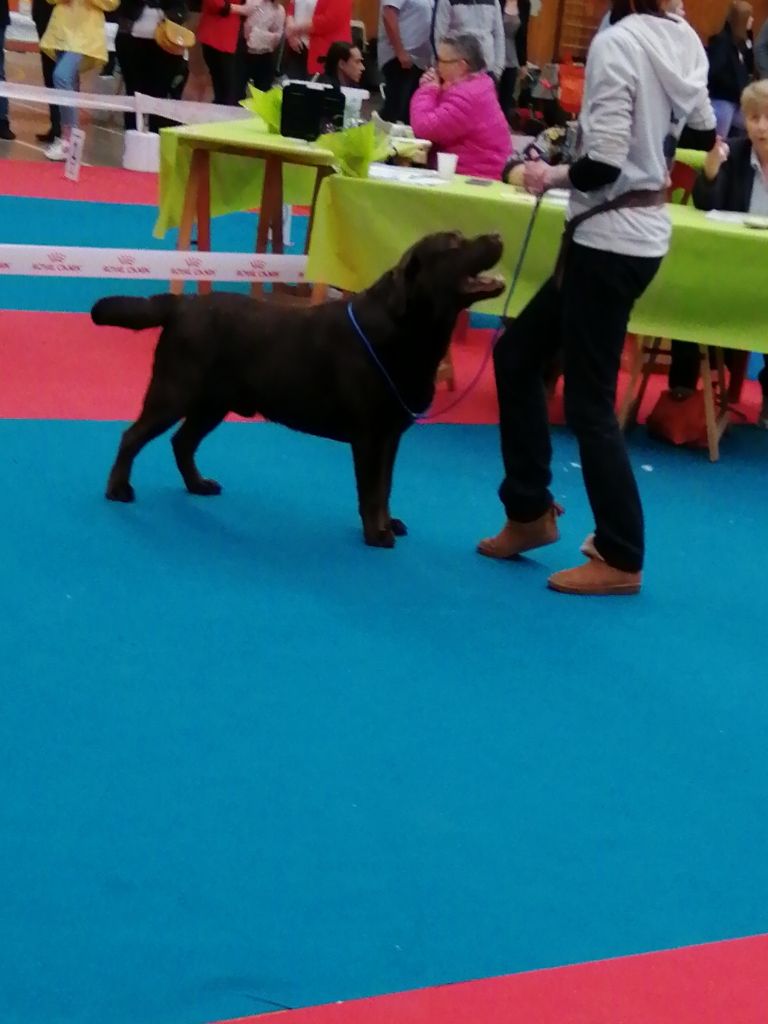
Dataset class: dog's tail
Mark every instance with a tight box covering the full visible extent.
[91,293,180,332]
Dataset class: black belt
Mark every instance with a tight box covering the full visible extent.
[554,188,667,287]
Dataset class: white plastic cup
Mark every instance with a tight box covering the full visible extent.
[343,94,363,128]
[437,152,459,180]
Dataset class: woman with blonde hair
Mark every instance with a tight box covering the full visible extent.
[40,0,119,160]
[667,79,768,427]
[707,0,754,137]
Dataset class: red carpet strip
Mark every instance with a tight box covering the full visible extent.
[1,310,762,426]
[221,934,768,1024]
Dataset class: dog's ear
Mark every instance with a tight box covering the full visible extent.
[387,248,421,319]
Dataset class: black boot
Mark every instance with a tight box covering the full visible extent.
[0,120,16,141]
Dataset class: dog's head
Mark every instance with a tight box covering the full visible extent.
[385,232,505,319]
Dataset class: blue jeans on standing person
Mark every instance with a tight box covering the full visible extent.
[53,51,84,130]
[0,26,9,124]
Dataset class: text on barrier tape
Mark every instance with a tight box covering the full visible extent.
[0,245,308,283]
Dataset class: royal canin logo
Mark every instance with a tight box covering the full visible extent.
[31,249,82,273]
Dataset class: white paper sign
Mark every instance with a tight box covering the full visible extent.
[64,128,86,182]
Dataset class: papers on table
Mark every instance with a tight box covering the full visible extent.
[705,210,768,230]
[705,210,749,225]
[368,164,443,186]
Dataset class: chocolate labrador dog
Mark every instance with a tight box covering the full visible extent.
[92,231,504,547]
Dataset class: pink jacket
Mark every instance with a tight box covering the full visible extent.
[410,73,512,180]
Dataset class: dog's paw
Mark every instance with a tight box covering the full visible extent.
[187,478,223,497]
[364,528,396,549]
[106,481,135,503]
[390,518,408,537]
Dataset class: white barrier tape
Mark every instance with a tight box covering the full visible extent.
[0,83,250,125]
[134,92,250,125]
[0,245,307,283]
[0,82,134,112]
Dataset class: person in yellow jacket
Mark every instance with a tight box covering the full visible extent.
[40,0,120,160]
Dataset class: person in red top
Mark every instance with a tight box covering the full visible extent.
[198,0,242,103]
[285,0,352,76]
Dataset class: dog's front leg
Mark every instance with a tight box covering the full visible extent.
[380,432,407,537]
[352,436,397,548]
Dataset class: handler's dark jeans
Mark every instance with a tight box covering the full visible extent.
[493,243,661,573]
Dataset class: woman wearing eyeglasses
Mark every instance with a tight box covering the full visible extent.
[410,34,511,179]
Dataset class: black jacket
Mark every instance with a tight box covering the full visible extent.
[692,137,756,213]
[1,0,9,32]
[118,0,187,28]
[707,25,751,103]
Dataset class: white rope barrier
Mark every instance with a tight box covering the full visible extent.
[0,81,369,123]
[0,244,307,283]
[0,82,250,126]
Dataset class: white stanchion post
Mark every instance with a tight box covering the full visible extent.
[64,129,86,182]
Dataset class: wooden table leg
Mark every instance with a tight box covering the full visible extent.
[171,148,207,295]
[195,150,212,296]
[701,345,730,462]
[253,157,284,298]
[700,348,719,462]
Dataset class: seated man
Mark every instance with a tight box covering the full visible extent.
[668,79,768,427]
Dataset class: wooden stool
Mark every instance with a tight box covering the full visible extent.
[619,336,730,462]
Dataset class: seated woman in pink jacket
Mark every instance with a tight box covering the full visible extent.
[410,33,512,179]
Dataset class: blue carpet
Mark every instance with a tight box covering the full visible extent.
[0,197,308,312]
[1,419,767,1024]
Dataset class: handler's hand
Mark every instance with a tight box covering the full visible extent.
[522,159,554,195]
[703,137,730,181]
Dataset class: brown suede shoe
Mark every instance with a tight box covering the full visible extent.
[547,559,641,596]
[477,504,563,559]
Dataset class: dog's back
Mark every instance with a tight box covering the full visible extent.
[91,292,394,437]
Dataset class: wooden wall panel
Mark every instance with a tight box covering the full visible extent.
[353,0,379,41]
[527,0,563,64]
[526,0,767,65]
[685,0,730,39]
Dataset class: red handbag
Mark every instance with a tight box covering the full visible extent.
[646,391,709,449]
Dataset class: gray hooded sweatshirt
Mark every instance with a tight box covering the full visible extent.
[569,13,715,258]
[433,0,505,79]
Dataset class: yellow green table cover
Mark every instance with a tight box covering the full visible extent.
[305,174,768,352]
[155,119,335,238]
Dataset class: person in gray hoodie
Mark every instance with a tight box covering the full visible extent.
[478,0,715,596]
[432,0,504,80]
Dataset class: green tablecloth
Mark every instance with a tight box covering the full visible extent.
[675,148,708,172]
[306,175,768,352]
[155,119,333,238]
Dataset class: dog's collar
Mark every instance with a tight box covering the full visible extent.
[346,302,430,420]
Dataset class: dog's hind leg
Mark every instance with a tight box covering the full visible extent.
[171,406,227,496]
[106,383,182,502]
[352,435,399,548]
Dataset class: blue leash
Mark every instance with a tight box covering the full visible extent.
[346,196,544,422]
